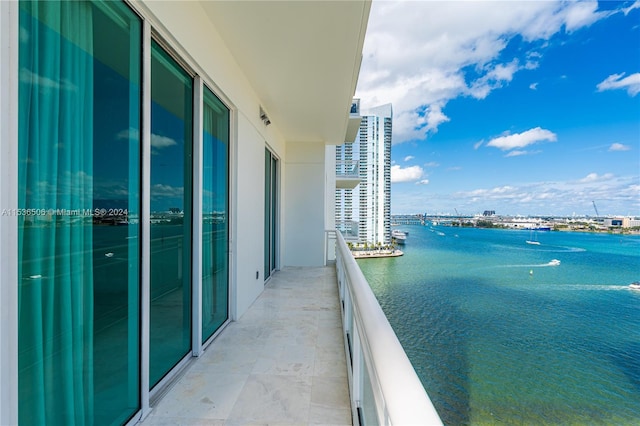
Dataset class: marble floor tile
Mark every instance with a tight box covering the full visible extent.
[139,266,351,426]
[226,374,312,424]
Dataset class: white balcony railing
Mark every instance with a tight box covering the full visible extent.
[336,160,359,178]
[335,230,443,425]
[336,219,359,241]
[336,160,360,189]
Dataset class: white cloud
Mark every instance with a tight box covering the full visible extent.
[151,183,184,199]
[116,128,137,140]
[597,72,640,96]
[391,165,424,183]
[468,60,520,99]
[20,68,77,92]
[151,134,178,149]
[117,128,178,151]
[443,173,638,215]
[486,127,557,151]
[579,172,614,183]
[505,150,534,157]
[424,161,440,167]
[562,1,603,32]
[416,179,430,185]
[624,1,640,15]
[356,1,614,143]
[529,82,539,90]
[404,155,415,162]
[609,143,631,151]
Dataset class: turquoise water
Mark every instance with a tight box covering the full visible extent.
[357,225,640,425]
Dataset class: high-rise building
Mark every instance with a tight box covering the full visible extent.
[359,104,392,245]
[335,102,392,246]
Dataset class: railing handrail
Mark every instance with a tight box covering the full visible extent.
[336,230,442,425]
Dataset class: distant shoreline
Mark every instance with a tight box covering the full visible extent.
[435,222,640,235]
[453,225,640,236]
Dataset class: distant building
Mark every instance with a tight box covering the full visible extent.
[358,104,392,245]
[483,210,496,216]
[335,102,392,245]
[604,217,640,228]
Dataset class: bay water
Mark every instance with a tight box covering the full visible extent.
[357,225,640,425]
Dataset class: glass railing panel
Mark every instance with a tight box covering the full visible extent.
[360,354,379,425]
[336,160,360,178]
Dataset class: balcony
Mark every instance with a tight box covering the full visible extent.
[336,160,361,189]
[141,232,441,425]
[140,266,351,424]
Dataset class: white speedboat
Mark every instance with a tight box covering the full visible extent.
[549,259,561,266]
[629,282,640,291]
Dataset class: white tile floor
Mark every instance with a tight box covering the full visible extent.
[140,266,351,426]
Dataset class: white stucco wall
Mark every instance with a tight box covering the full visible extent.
[235,114,270,318]
[283,142,326,266]
[139,1,287,319]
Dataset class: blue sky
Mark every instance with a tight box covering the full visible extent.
[355,0,640,217]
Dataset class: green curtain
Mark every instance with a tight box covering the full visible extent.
[18,1,95,424]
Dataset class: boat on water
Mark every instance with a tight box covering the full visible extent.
[630,282,640,291]
[549,259,561,266]
[392,230,407,245]
[526,229,540,245]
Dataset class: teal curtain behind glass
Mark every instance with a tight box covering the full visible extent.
[18,1,95,424]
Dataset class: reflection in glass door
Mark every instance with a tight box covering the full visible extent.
[201,87,229,342]
[149,40,193,388]
[264,149,278,280]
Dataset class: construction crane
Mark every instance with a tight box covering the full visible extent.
[592,201,599,217]
[454,208,459,216]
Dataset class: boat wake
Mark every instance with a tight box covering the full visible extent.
[525,245,586,253]
[549,284,630,291]
[498,260,561,268]
[545,245,586,253]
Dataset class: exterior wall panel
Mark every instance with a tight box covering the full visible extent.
[284,142,326,266]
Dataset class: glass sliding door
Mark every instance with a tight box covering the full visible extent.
[149,40,193,388]
[264,149,278,280]
[201,87,230,342]
[18,1,142,424]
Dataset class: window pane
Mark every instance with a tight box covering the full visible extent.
[18,1,141,424]
[202,87,229,342]
[150,40,193,388]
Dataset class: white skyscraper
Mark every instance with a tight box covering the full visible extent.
[336,101,392,245]
[358,103,392,245]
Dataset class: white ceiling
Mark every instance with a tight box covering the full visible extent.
[200,0,370,144]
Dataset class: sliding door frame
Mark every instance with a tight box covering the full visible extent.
[0,1,19,424]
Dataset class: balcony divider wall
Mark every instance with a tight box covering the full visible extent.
[14,1,232,424]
